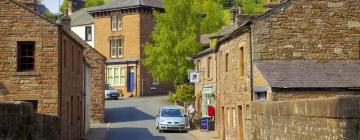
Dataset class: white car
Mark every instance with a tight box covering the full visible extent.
[155,106,188,133]
[105,84,119,100]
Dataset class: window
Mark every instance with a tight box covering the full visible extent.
[17,42,35,72]
[227,108,230,126]
[111,16,117,31]
[111,15,123,31]
[63,40,67,68]
[107,68,114,84]
[110,38,124,58]
[225,53,229,72]
[233,108,236,127]
[152,79,160,85]
[118,16,123,30]
[107,67,126,86]
[85,26,92,41]
[239,47,244,76]
[197,60,201,71]
[255,92,267,101]
[207,57,211,78]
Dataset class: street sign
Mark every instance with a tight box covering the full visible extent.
[189,72,200,83]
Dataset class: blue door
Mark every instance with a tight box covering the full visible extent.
[128,67,135,93]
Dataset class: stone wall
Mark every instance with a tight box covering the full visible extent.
[216,32,252,140]
[251,96,360,140]
[251,0,360,61]
[194,52,217,117]
[0,101,60,140]
[84,46,106,122]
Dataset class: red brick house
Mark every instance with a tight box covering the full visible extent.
[0,0,105,139]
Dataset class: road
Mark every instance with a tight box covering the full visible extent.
[104,96,195,140]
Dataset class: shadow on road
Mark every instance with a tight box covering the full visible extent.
[105,106,155,123]
[105,127,166,140]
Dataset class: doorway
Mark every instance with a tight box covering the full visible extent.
[237,106,244,140]
[222,106,225,140]
[128,67,135,94]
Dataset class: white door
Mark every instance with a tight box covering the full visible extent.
[84,65,92,134]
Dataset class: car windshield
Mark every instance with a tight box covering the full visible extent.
[105,84,112,90]
[161,109,183,117]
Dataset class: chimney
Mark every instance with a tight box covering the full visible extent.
[16,0,38,11]
[231,5,239,25]
[68,0,74,15]
[60,9,72,29]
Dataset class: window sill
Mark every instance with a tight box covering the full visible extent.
[8,71,40,76]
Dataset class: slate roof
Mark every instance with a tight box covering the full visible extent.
[70,7,96,26]
[200,34,212,45]
[209,24,236,38]
[192,47,215,59]
[255,60,360,88]
[89,0,163,13]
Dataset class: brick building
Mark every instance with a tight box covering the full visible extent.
[0,0,105,139]
[213,0,360,140]
[88,0,173,97]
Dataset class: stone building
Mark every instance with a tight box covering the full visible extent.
[214,0,360,140]
[88,0,173,97]
[0,0,105,139]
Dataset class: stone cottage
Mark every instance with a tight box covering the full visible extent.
[87,0,173,97]
[214,0,360,140]
[0,0,105,139]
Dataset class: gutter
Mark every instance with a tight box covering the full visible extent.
[249,25,254,101]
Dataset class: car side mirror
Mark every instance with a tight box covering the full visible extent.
[155,114,159,117]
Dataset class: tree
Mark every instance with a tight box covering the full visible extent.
[234,0,268,14]
[144,0,227,85]
[85,0,105,7]
[60,0,108,15]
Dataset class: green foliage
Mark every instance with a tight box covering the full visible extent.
[167,92,176,103]
[60,0,68,15]
[234,0,267,14]
[43,12,59,21]
[85,0,105,7]
[144,0,227,85]
[60,0,109,15]
[174,84,195,102]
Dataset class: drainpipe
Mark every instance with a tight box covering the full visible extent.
[249,24,254,101]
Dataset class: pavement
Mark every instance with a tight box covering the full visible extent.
[188,129,220,140]
[84,96,197,140]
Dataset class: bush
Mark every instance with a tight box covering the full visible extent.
[167,92,176,103]
[174,84,195,103]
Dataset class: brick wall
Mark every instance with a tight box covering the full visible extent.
[251,0,360,60]
[251,95,360,140]
[84,46,106,122]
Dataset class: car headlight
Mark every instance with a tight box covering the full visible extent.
[180,120,186,124]
[160,119,166,122]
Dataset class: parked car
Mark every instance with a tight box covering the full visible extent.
[155,106,187,133]
[105,84,119,100]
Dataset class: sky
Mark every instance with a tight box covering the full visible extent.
[41,0,64,13]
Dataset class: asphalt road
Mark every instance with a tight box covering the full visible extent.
[104,96,195,140]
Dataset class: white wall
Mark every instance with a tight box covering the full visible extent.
[71,24,95,48]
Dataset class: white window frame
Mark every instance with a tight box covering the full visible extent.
[118,15,123,30]
[111,16,117,31]
[107,66,126,86]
